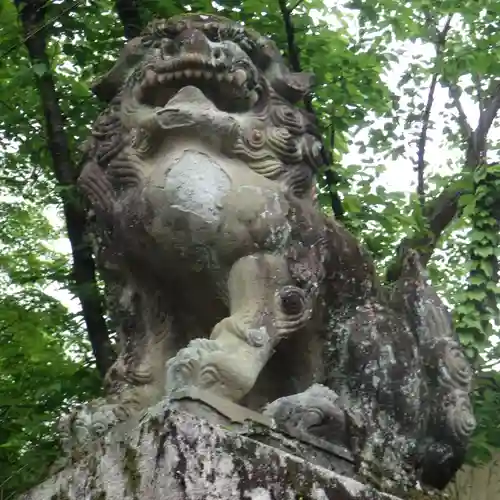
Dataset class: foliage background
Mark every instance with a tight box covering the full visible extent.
[1,0,500,497]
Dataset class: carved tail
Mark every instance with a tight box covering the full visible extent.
[390,250,476,489]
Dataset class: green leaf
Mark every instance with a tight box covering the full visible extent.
[32,62,48,77]
[480,260,494,277]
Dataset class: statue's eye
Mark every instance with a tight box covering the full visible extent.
[202,26,220,42]
[213,47,224,61]
[161,39,175,57]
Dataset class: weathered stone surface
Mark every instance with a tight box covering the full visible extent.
[23,406,401,500]
[65,12,475,492]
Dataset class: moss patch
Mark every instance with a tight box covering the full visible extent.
[123,445,141,500]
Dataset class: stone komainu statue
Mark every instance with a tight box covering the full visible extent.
[72,13,475,492]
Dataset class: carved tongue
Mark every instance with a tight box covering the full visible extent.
[164,85,215,110]
[156,85,218,131]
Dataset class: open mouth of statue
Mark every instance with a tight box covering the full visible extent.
[134,54,259,113]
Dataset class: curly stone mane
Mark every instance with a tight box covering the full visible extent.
[67,14,475,495]
[79,14,327,213]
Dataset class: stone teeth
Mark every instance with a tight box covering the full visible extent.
[158,73,173,83]
[216,73,224,81]
[145,69,157,86]
[249,90,259,106]
[184,69,193,78]
[203,71,212,79]
[174,71,183,79]
[233,69,247,86]
[133,86,143,100]
[158,60,173,72]
[225,74,234,83]
[193,70,202,78]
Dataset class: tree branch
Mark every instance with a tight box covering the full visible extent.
[288,0,305,14]
[277,0,302,76]
[16,0,115,377]
[473,73,484,114]
[446,83,473,141]
[416,72,437,207]
[277,0,345,219]
[115,0,143,40]
[387,18,500,282]
[478,80,500,145]
[386,182,462,282]
[415,15,453,208]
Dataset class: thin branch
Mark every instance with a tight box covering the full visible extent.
[0,99,15,111]
[422,10,434,28]
[473,73,484,114]
[415,14,453,208]
[0,464,30,490]
[478,80,500,142]
[277,0,301,73]
[446,83,474,141]
[288,0,305,14]
[416,73,437,207]
[0,0,84,60]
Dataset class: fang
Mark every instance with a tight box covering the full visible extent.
[233,69,247,86]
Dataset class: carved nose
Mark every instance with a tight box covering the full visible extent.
[174,28,211,56]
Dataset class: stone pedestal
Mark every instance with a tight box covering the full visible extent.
[20,401,401,500]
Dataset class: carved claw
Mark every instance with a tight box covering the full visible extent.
[165,338,215,392]
[57,399,123,460]
[165,336,266,402]
[264,384,347,444]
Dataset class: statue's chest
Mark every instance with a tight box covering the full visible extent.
[142,149,291,256]
[151,149,231,225]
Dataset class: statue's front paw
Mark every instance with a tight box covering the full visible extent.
[59,402,94,451]
[165,338,259,401]
[58,399,121,460]
[264,384,347,444]
[165,338,216,392]
[89,403,121,436]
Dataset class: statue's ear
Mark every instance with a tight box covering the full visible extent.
[91,73,120,103]
[260,41,314,103]
[92,37,145,102]
[266,70,314,104]
[278,71,315,102]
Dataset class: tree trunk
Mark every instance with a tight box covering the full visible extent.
[115,0,143,39]
[16,0,115,378]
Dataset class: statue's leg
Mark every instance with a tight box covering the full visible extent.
[60,343,174,456]
[165,253,312,402]
[91,342,170,430]
[263,384,350,446]
[60,287,177,450]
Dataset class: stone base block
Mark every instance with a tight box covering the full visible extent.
[21,404,400,500]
